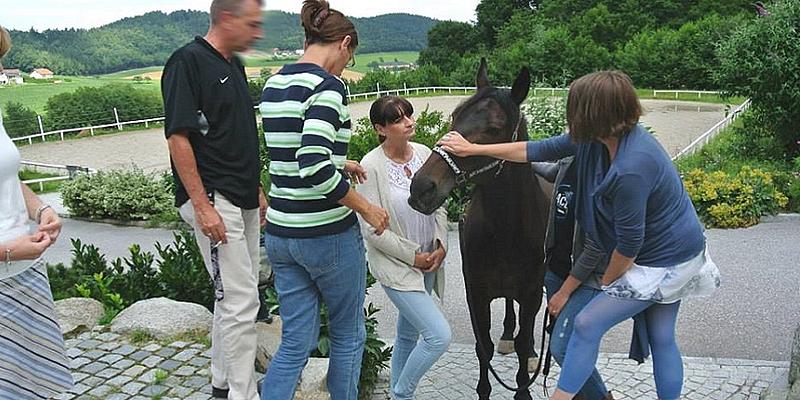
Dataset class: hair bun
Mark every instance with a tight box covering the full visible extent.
[301,0,331,33]
[313,9,331,28]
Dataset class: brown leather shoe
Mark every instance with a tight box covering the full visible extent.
[605,391,615,400]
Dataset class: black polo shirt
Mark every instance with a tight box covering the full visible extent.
[162,36,260,209]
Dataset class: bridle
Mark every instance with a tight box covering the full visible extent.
[432,113,524,186]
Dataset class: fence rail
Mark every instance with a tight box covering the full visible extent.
[672,99,751,161]
[653,89,721,99]
[20,160,96,191]
[10,86,727,145]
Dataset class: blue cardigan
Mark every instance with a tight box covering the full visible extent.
[526,125,704,268]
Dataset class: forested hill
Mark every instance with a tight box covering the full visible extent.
[260,12,437,54]
[4,10,436,75]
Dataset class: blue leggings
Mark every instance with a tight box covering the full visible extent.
[557,294,683,400]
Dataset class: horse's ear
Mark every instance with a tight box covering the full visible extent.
[476,57,491,89]
[511,67,531,105]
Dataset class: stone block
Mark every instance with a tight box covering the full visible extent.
[790,323,800,385]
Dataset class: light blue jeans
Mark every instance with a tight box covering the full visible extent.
[559,294,683,400]
[260,225,367,400]
[382,272,452,400]
[544,271,609,400]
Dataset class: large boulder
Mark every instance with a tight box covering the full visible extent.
[109,297,212,339]
[54,297,105,336]
[255,318,283,373]
[295,357,330,400]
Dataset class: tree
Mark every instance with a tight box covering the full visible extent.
[716,0,800,157]
[418,21,481,73]
[2,102,40,138]
[476,0,537,46]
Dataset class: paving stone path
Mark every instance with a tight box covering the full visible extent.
[55,328,785,400]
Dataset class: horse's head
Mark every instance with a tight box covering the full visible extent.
[408,58,530,215]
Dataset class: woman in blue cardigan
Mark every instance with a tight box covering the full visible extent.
[438,70,720,400]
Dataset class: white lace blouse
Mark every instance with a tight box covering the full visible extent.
[385,151,437,253]
[0,112,28,244]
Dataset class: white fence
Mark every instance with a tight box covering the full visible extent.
[20,160,96,191]
[671,99,752,161]
[653,89,721,99]
[10,86,724,145]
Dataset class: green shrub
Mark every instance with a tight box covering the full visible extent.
[524,95,567,140]
[61,168,175,221]
[47,232,215,323]
[2,101,39,138]
[155,230,215,311]
[683,166,788,228]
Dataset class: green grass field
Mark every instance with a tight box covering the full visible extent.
[0,75,160,113]
[18,169,63,193]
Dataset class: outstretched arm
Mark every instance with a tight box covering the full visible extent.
[437,131,529,162]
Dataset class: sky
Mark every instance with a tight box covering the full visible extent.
[1,0,480,31]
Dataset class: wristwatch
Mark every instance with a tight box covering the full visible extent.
[4,247,11,266]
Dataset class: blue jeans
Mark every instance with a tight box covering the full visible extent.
[382,273,452,400]
[558,293,683,400]
[260,224,367,400]
[544,271,609,400]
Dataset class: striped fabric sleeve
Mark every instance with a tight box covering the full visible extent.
[297,78,350,202]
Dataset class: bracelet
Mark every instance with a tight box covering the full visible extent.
[35,204,52,224]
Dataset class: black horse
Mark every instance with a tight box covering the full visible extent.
[408,59,550,400]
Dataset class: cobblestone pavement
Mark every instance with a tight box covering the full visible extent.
[370,343,788,400]
[57,328,785,400]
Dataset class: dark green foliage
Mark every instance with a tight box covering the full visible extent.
[418,21,482,73]
[155,231,215,311]
[47,238,109,300]
[615,14,745,89]
[43,83,162,131]
[47,231,215,316]
[2,101,40,138]
[5,11,209,75]
[109,245,161,305]
[259,12,436,54]
[5,11,434,75]
[415,0,753,90]
[476,0,537,46]
[715,0,800,157]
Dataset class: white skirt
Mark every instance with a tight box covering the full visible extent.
[603,246,720,304]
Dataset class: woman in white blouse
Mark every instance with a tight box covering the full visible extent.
[356,96,451,400]
[0,25,73,398]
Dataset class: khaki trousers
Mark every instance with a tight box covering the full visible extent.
[180,192,260,400]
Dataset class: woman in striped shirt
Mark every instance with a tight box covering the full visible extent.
[258,2,389,399]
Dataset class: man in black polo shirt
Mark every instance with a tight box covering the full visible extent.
[162,0,264,399]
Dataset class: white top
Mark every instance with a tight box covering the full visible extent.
[385,151,437,253]
[356,142,448,296]
[0,112,29,244]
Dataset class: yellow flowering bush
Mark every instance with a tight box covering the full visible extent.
[683,166,788,228]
